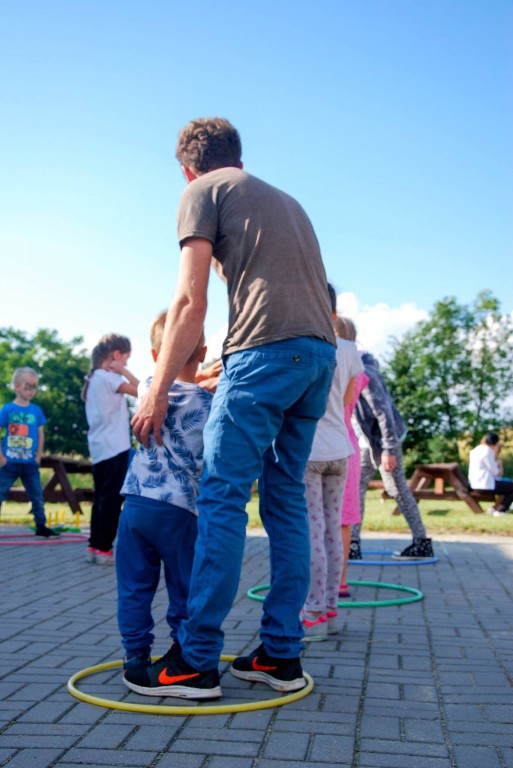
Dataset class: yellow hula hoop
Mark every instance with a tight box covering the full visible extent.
[67,655,314,716]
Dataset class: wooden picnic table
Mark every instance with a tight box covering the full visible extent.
[6,455,94,515]
[378,462,499,515]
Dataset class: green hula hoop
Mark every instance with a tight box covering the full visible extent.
[67,655,313,715]
[247,581,424,609]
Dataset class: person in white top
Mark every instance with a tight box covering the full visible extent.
[82,334,139,562]
[301,285,364,639]
[468,431,513,516]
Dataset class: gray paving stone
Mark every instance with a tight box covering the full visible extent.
[263,731,309,759]
[0,749,65,767]
[59,747,158,765]
[0,750,17,763]
[0,734,78,749]
[360,715,401,739]
[452,744,504,767]
[257,763,345,768]
[359,738,449,758]
[208,758,255,768]
[357,753,453,767]
[169,737,261,756]
[309,734,355,762]
[76,722,135,748]
[154,756,203,768]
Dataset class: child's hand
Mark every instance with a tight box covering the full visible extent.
[107,360,127,375]
[198,376,219,393]
[195,359,222,383]
[0,455,7,468]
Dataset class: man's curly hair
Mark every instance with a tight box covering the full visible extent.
[175,117,242,174]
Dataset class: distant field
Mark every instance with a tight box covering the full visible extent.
[2,490,510,536]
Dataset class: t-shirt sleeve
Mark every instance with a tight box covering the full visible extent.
[0,405,7,428]
[36,406,47,427]
[177,180,218,247]
[348,344,365,377]
[108,372,124,394]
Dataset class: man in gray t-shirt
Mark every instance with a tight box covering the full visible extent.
[130,117,336,700]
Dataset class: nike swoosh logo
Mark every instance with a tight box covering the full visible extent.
[252,658,278,672]
[158,669,200,685]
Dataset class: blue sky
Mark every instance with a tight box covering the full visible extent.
[1,0,511,375]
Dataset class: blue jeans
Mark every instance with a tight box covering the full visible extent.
[116,495,198,656]
[177,337,335,669]
[0,461,46,527]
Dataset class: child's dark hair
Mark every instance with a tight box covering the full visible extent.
[484,431,500,446]
[327,283,337,314]
[81,334,131,401]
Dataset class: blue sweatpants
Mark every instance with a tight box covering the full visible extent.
[116,495,198,657]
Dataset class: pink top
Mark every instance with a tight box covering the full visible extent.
[341,370,370,525]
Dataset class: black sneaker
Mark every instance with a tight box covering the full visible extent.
[123,642,221,699]
[123,650,151,671]
[230,644,306,692]
[35,525,61,538]
[392,537,434,560]
[348,541,362,560]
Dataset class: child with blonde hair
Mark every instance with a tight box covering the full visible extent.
[301,287,364,639]
[119,311,215,693]
[0,367,58,537]
[82,334,139,564]
[334,317,369,595]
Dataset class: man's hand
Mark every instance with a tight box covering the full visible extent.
[131,389,170,447]
[381,454,397,473]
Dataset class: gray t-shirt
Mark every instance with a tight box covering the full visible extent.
[177,167,336,355]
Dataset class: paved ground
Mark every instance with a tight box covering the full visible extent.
[0,526,512,768]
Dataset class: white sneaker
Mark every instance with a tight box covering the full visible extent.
[487,508,506,517]
[95,549,115,565]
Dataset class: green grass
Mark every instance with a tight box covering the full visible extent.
[2,490,511,536]
[247,490,512,535]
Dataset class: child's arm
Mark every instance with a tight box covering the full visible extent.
[0,412,7,466]
[108,361,140,397]
[36,426,44,464]
[343,377,356,408]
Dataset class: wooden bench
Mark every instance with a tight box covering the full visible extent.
[6,455,94,515]
[376,462,500,515]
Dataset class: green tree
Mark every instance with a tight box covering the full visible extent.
[0,328,90,456]
[384,291,513,468]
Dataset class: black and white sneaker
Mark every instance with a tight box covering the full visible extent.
[35,525,60,538]
[123,642,221,699]
[392,537,434,560]
[348,541,362,560]
[230,644,306,692]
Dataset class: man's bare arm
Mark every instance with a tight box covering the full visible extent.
[131,239,213,446]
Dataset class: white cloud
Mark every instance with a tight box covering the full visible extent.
[336,292,428,358]
[203,295,428,364]
[205,324,228,363]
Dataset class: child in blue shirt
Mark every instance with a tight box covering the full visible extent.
[117,311,214,689]
[0,367,58,537]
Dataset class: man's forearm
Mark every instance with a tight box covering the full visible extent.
[151,297,207,398]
